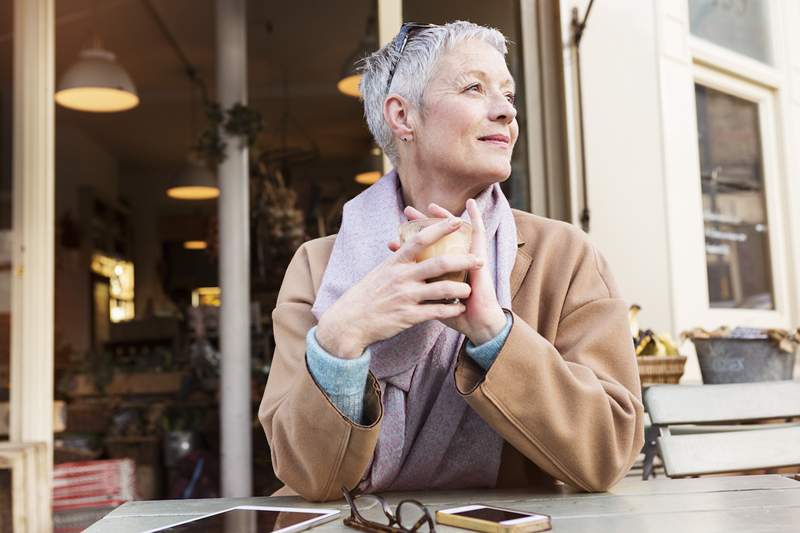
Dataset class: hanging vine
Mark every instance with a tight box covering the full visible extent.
[200,103,307,288]
[192,101,264,167]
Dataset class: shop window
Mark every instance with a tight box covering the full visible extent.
[689,0,773,64]
[694,83,774,310]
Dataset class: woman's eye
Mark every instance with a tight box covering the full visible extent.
[467,83,482,92]
[506,93,516,104]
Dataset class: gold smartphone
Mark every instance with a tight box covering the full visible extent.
[436,505,551,533]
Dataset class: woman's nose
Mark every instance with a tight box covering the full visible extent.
[489,95,517,124]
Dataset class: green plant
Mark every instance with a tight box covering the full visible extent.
[193,101,264,167]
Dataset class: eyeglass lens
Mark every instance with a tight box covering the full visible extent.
[353,495,394,525]
[396,501,433,533]
[351,494,434,533]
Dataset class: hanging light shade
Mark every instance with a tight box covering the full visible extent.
[184,240,208,250]
[337,16,377,98]
[354,145,383,185]
[55,47,139,112]
[355,171,381,185]
[166,158,220,200]
[337,73,363,98]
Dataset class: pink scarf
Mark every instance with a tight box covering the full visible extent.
[311,170,518,492]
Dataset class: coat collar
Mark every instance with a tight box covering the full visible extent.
[510,211,529,299]
[512,210,526,248]
[510,247,532,300]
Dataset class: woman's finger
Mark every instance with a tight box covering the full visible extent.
[404,206,427,220]
[413,254,483,281]
[395,217,463,262]
[466,199,487,260]
[428,202,456,219]
[418,302,467,322]
[387,240,402,252]
[413,280,472,302]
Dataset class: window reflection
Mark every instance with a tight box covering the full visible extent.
[689,0,773,64]
[695,84,774,310]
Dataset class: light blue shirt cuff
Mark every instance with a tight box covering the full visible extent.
[305,326,371,424]
[465,311,513,371]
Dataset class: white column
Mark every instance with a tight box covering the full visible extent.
[519,0,547,216]
[378,0,402,173]
[216,0,252,497]
[11,0,55,530]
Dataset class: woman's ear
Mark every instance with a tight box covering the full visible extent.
[383,95,415,142]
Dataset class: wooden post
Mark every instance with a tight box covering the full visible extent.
[10,0,55,530]
[378,0,402,174]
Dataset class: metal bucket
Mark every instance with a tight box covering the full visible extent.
[692,338,796,384]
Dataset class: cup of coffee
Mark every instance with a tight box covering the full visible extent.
[398,218,473,283]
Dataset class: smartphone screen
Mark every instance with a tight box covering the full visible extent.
[450,507,540,523]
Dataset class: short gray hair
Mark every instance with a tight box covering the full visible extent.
[359,21,508,166]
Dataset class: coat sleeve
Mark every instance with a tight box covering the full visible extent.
[454,241,644,492]
[258,242,383,501]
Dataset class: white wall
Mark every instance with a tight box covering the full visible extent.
[558,0,675,337]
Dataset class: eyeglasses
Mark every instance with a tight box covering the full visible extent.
[385,22,439,93]
[342,487,436,533]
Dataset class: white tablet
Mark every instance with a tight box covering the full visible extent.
[143,505,341,533]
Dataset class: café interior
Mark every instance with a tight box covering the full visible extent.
[0,0,531,504]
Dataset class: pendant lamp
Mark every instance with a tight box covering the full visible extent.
[166,157,220,200]
[55,46,139,112]
[355,145,383,185]
[337,15,378,98]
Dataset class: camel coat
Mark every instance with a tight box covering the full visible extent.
[259,210,644,501]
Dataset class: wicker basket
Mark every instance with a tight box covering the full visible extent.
[637,355,687,385]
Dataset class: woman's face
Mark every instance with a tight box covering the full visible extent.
[412,39,518,188]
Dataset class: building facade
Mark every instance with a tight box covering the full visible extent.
[557,0,800,381]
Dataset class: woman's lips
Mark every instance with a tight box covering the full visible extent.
[478,134,510,146]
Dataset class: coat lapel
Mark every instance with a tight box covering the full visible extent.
[510,224,531,301]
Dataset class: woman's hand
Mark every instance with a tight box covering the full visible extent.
[316,218,484,359]
[389,199,507,345]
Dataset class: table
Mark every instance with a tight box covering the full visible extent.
[87,474,800,533]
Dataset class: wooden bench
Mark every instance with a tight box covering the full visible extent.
[642,381,800,479]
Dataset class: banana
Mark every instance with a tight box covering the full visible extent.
[629,304,679,357]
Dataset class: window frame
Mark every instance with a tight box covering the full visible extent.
[689,60,792,328]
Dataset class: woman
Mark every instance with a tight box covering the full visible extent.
[259,21,644,501]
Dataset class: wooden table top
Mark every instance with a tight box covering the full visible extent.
[86,474,800,533]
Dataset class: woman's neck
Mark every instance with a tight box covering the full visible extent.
[395,163,485,217]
